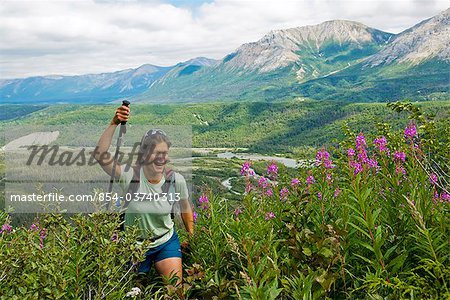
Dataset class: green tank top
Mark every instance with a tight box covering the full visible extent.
[119,165,189,247]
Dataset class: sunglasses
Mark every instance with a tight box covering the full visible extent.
[144,129,167,137]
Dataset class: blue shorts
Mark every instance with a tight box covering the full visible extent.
[137,231,182,274]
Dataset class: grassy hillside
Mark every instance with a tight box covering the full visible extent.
[0,104,48,121]
[134,66,296,103]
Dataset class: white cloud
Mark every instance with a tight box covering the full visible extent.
[0,0,448,79]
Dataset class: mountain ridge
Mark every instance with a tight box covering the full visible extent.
[220,20,393,74]
[1,8,449,104]
[363,8,450,68]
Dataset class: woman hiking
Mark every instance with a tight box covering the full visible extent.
[94,103,194,289]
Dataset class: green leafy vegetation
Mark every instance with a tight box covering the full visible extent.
[0,102,449,298]
[0,105,48,121]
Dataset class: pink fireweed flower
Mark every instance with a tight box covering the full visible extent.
[429,173,438,186]
[357,150,369,164]
[323,159,334,169]
[267,162,278,177]
[316,149,334,169]
[317,192,322,199]
[315,149,329,163]
[368,158,378,169]
[234,208,242,217]
[326,173,332,182]
[245,183,253,194]
[258,176,269,189]
[441,193,450,202]
[433,192,439,203]
[334,188,342,198]
[291,178,300,186]
[280,187,289,200]
[199,194,209,210]
[1,223,12,234]
[264,212,275,220]
[316,149,330,160]
[30,223,39,231]
[394,151,406,162]
[306,175,315,185]
[240,162,249,175]
[240,161,255,176]
[199,194,208,204]
[351,161,363,175]
[373,136,388,153]
[355,133,367,151]
[265,188,273,197]
[347,148,355,157]
[193,211,198,223]
[404,123,418,139]
[395,165,406,175]
[39,228,47,249]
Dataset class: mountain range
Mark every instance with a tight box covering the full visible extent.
[1,8,449,104]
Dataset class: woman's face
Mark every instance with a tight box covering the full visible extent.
[145,141,169,174]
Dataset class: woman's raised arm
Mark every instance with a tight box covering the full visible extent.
[93,104,130,179]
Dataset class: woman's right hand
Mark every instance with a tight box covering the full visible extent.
[111,105,130,125]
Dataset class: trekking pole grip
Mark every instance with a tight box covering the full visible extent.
[121,100,130,125]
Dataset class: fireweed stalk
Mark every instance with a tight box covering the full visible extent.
[314,148,337,224]
[345,133,392,283]
[240,161,255,194]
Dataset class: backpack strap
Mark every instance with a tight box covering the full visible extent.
[161,168,175,194]
[162,169,178,220]
[122,165,140,210]
[118,165,140,231]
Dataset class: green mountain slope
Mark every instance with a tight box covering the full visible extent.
[3,100,449,156]
[294,60,450,102]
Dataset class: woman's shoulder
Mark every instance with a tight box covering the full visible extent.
[172,171,186,183]
[172,171,189,197]
[167,171,187,190]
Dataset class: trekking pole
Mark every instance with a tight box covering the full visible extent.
[106,100,130,210]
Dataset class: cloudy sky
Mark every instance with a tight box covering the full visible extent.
[0,0,448,79]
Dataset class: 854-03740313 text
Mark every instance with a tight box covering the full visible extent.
[8,192,181,203]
